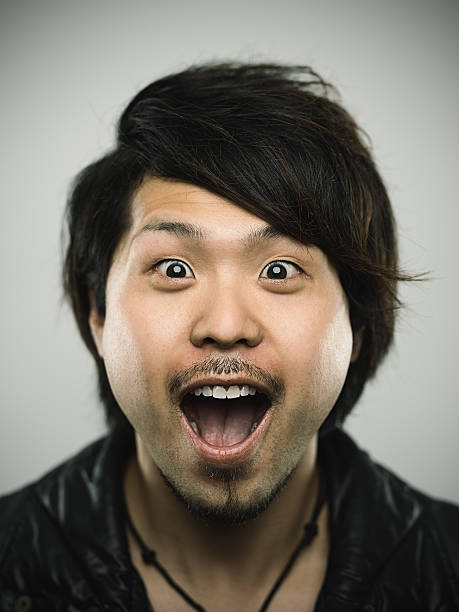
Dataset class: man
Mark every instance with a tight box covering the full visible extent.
[1,63,458,611]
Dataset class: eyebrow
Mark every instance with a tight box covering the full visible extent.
[134,220,289,249]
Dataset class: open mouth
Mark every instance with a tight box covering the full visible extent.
[180,384,271,448]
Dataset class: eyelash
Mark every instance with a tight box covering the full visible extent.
[151,259,304,281]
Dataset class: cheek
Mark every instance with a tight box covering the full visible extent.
[282,300,354,420]
[101,306,148,418]
[100,292,188,416]
[272,311,353,465]
[105,289,188,360]
[318,313,355,382]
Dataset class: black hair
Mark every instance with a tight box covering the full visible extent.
[63,62,411,432]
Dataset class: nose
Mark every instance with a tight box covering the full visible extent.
[190,282,263,350]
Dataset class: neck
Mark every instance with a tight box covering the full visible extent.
[124,434,323,589]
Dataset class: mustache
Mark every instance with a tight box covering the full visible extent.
[168,355,284,403]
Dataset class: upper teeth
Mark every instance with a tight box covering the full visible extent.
[192,385,257,399]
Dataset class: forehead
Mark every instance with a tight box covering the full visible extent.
[129,177,272,239]
[117,177,326,269]
[117,177,327,270]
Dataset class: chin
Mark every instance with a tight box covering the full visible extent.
[158,462,295,526]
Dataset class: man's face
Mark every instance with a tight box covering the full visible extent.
[91,178,355,522]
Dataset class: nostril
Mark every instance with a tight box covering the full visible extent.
[190,310,263,349]
[201,337,251,349]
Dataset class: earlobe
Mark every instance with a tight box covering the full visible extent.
[350,326,364,363]
[88,292,105,359]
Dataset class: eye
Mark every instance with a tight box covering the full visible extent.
[154,259,194,278]
[260,260,303,280]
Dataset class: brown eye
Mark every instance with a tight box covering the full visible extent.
[260,261,302,280]
[156,260,194,278]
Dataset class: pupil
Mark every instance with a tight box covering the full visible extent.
[269,264,286,279]
[167,263,185,277]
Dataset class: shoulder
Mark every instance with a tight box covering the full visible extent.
[376,463,459,608]
[363,442,459,563]
[404,482,459,588]
[0,435,107,541]
[319,428,459,609]
[0,434,107,531]
[0,434,127,608]
[0,434,106,508]
[421,491,459,546]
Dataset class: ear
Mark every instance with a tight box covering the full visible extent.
[350,325,364,363]
[88,292,105,359]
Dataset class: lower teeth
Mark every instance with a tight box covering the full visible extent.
[250,421,259,433]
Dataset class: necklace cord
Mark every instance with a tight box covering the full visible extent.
[126,474,326,612]
[126,513,205,611]
[258,474,326,611]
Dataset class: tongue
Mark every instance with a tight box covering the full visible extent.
[197,398,257,446]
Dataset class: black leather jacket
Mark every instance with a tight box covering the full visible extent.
[1,427,458,611]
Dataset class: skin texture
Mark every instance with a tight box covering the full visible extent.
[89,178,358,610]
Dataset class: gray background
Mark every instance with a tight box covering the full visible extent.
[1,0,458,502]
